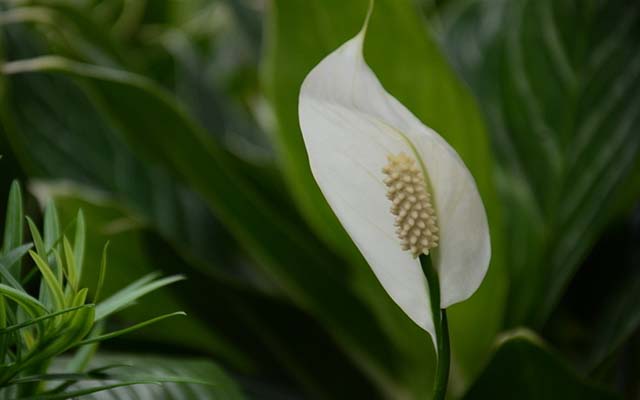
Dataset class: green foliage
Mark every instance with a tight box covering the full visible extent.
[49,354,245,400]
[0,0,639,398]
[0,181,225,399]
[463,332,618,400]
[1,181,23,277]
[434,0,640,327]
[263,0,507,389]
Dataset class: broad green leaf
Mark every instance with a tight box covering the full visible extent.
[435,0,640,326]
[47,354,246,400]
[43,178,385,398]
[1,55,403,391]
[0,5,126,67]
[263,0,506,393]
[1,180,23,277]
[463,332,619,400]
[0,25,241,283]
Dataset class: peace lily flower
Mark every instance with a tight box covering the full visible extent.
[297,14,491,348]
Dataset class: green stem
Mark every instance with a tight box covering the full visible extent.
[420,254,450,400]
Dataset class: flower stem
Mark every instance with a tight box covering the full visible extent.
[420,254,450,400]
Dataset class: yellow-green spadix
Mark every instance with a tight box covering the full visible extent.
[297,16,491,342]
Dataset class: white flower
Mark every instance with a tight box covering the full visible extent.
[298,17,491,342]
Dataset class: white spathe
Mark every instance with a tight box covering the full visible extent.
[298,23,490,342]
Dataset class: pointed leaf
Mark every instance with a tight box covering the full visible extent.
[2,180,24,277]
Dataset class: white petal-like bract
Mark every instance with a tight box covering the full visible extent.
[298,23,490,342]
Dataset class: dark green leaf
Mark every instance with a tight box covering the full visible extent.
[0,20,242,281]
[463,332,619,400]
[0,244,31,292]
[1,180,23,277]
[47,177,384,398]
[435,0,640,326]
[73,209,85,279]
[45,354,246,400]
[588,267,640,371]
[1,55,403,392]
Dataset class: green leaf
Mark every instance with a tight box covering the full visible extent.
[76,312,186,346]
[1,55,403,391]
[263,0,507,391]
[0,24,242,283]
[0,304,90,335]
[62,237,78,292]
[0,244,31,292]
[47,188,383,398]
[73,209,85,280]
[29,250,65,311]
[95,275,184,321]
[435,0,640,326]
[1,180,23,277]
[463,332,619,400]
[587,267,640,371]
[43,201,61,255]
[93,241,107,304]
[0,283,47,318]
[25,217,46,258]
[42,354,246,400]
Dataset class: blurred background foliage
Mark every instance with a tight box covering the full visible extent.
[0,0,638,398]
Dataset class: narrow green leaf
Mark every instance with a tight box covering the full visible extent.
[0,295,6,329]
[0,283,47,318]
[43,201,61,254]
[19,381,166,400]
[77,312,186,345]
[0,243,31,292]
[25,216,46,258]
[29,250,65,311]
[95,275,184,321]
[62,236,78,292]
[0,304,90,334]
[2,180,24,277]
[65,320,104,374]
[73,209,85,281]
[93,241,108,304]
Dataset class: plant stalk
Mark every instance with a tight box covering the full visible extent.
[420,254,450,400]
